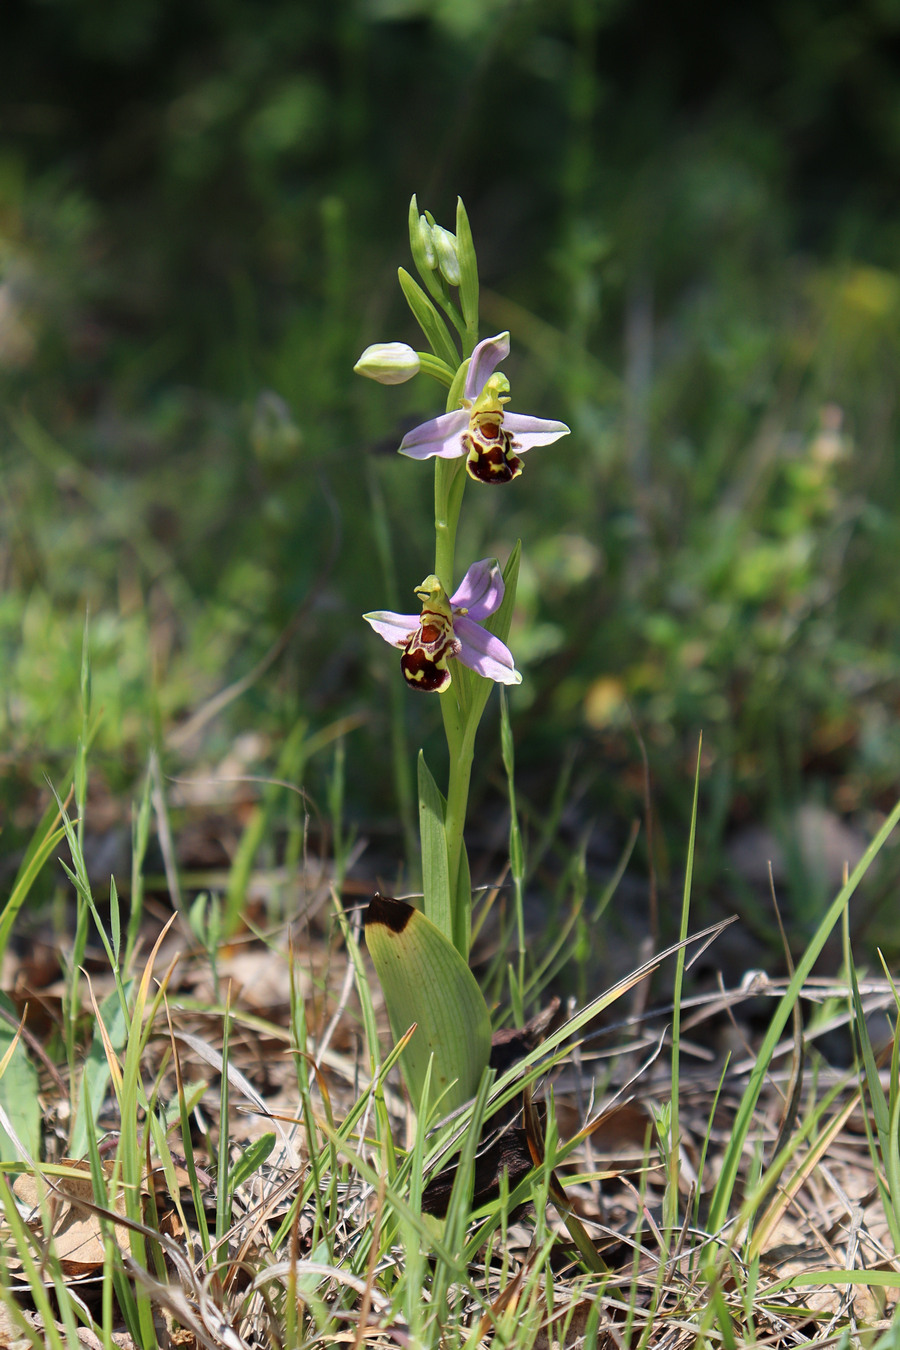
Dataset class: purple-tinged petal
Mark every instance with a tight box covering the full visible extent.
[503,413,570,453]
[454,615,522,685]
[398,410,469,460]
[363,611,419,647]
[450,559,504,620]
[464,332,510,400]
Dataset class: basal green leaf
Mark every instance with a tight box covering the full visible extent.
[365,893,491,1115]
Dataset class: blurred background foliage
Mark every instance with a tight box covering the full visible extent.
[4,0,900,946]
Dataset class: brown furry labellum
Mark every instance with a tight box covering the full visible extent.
[399,607,460,691]
[462,415,523,484]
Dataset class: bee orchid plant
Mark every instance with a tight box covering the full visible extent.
[355,197,570,1118]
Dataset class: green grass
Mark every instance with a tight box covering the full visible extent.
[2,726,900,1346]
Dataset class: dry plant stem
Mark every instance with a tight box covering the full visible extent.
[315,896,361,1068]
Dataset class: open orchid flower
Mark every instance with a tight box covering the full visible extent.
[363,559,521,692]
[398,332,570,484]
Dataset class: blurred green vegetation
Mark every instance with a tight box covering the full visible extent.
[4,0,900,941]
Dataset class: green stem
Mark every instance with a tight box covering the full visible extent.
[433,450,473,952]
[444,708,487,954]
[432,330,479,955]
[417,352,456,387]
[433,456,467,591]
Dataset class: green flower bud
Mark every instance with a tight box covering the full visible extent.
[418,215,437,268]
[431,225,460,286]
[354,342,421,385]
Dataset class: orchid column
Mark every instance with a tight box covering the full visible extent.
[357,198,569,962]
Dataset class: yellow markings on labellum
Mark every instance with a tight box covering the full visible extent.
[400,608,456,691]
[462,417,523,484]
[462,376,522,484]
[365,893,491,1115]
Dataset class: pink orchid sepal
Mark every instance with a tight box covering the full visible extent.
[363,559,521,692]
[398,332,570,484]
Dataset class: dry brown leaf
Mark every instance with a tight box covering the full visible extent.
[0,1300,32,1350]
[0,1304,136,1350]
[532,1298,598,1350]
[13,1159,137,1274]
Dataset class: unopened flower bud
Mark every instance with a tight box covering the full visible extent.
[354,342,421,385]
[431,225,460,286]
[417,215,436,268]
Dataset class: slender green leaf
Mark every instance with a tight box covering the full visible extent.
[0,1173,69,1350]
[0,821,69,969]
[418,751,452,940]
[397,268,460,370]
[766,1268,900,1294]
[459,541,522,738]
[70,980,133,1159]
[0,993,40,1162]
[499,686,525,1009]
[706,792,900,1240]
[850,952,892,1161]
[216,1001,233,1264]
[228,1131,276,1192]
[6,780,70,912]
[126,767,153,970]
[667,737,701,1233]
[431,1069,493,1314]
[455,196,479,336]
[452,839,472,960]
[486,541,521,647]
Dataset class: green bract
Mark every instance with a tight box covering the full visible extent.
[431,225,460,286]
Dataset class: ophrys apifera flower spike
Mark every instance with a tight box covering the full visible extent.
[353,197,568,1112]
[363,559,521,692]
[399,332,571,484]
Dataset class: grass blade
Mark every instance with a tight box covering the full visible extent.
[706,793,900,1240]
